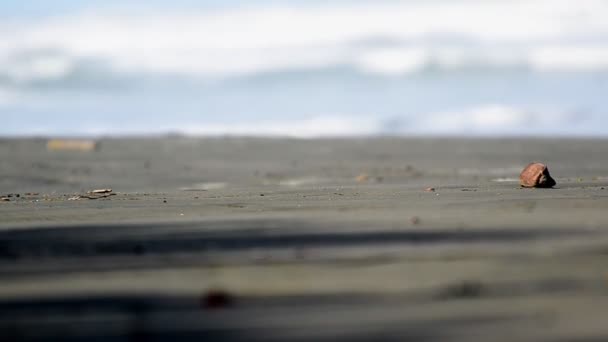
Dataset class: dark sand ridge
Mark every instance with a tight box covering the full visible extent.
[1,137,608,341]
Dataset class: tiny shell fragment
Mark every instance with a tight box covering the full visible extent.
[519,163,556,188]
[89,189,112,194]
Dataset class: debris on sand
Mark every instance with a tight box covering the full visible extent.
[520,163,556,188]
[89,189,113,194]
[355,173,370,183]
[1,193,21,201]
[70,189,116,200]
[46,139,99,152]
[424,187,436,192]
[410,216,421,225]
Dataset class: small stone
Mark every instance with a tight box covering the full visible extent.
[519,163,556,188]
[410,216,420,225]
[1,197,10,202]
[424,187,436,192]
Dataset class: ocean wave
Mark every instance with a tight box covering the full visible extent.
[1,0,608,82]
[1,1,606,137]
[3,45,608,90]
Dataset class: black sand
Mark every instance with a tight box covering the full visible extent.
[1,137,608,341]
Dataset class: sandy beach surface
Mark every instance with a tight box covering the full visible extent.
[1,137,608,341]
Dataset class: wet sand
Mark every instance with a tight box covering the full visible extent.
[1,137,608,341]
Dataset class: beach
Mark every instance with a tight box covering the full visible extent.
[1,137,608,341]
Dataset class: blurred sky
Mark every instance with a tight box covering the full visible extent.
[1,0,608,137]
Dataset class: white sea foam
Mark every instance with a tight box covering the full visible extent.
[174,117,381,138]
[43,116,382,138]
[416,105,529,133]
[4,54,74,84]
[409,105,576,135]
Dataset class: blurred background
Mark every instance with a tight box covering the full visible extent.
[1,0,608,137]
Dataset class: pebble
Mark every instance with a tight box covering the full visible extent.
[519,162,556,188]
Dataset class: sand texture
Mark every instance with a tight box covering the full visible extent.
[1,137,608,341]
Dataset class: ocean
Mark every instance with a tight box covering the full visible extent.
[1,0,608,136]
